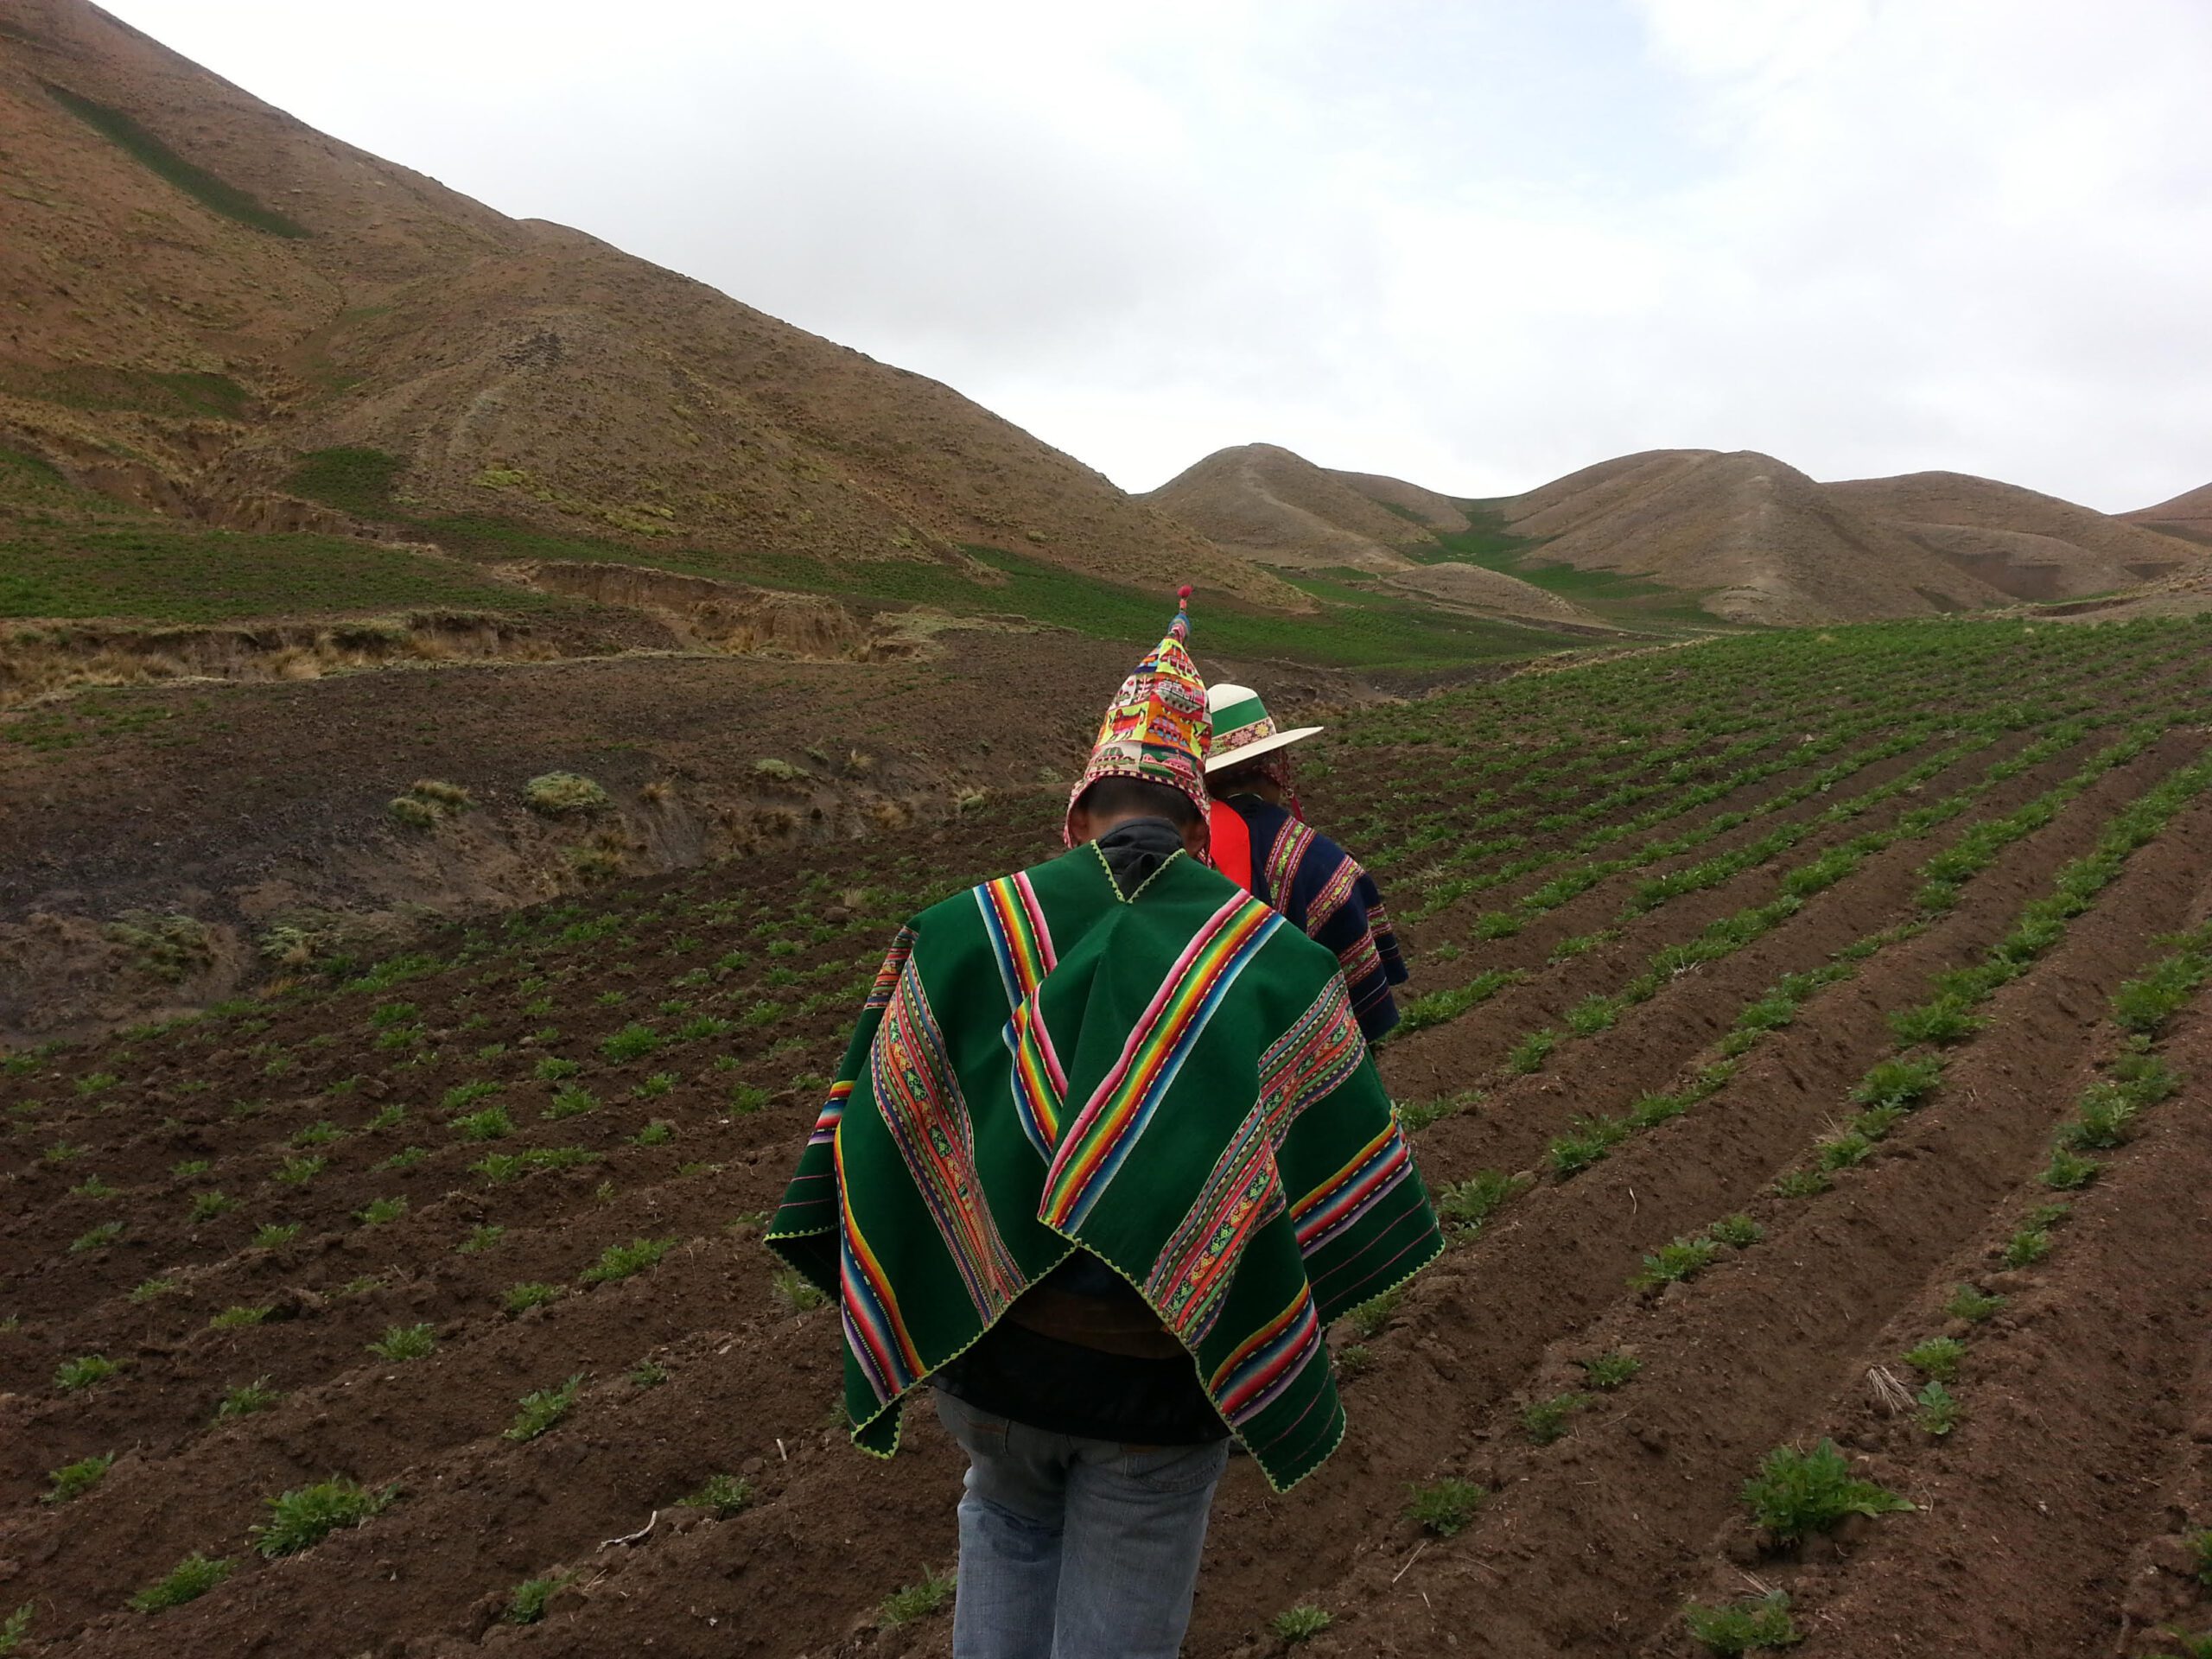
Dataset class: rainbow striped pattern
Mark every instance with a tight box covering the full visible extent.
[1040,893,1282,1230]
[766,837,1440,1493]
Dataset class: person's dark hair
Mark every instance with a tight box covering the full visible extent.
[1211,761,1268,795]
[1073,775,1199,829]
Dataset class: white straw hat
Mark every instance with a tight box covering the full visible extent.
[1204,683,1323,774]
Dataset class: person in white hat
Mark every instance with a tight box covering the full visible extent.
[1204,682,1409,1043]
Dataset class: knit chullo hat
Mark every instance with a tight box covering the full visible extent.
[1064,586,1212,846]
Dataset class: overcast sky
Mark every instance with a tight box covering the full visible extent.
[105,0,2212,511]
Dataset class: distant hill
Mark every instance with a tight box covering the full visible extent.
[1825,471,2196,601]
[1142,444,1604,627]
[1486,449,2008,626]
[2122,480,2212,546]
[0,0,1299,609]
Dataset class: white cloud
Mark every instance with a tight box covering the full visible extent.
[99,0,2212,510]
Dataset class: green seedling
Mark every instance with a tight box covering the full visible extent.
[629,1361,670,1388]
[458,1224,506,1254]
[250,1476,396,1557]
[217,1378,283,1419]
[1630,1235,1719,1289]
[544,1084,599,1120]
[0,1605,27,1655]
[879,1565,957,1627]
[272,1154,327,1186]
[580,1237,677,1286]
[1681,1590,1801,1653]
[2158,1629,2212,1659]
[171,1158,212,1178]
[251,1222,302,1249]
[1343,1283,1405,1339]
[2189,1527,2212,1586]
[367,1323,436,1362]
[502,1281,566,1316]
[1770,1167,1830,1198]
[1333,1344,1373,1381]
[1404,1477,1487,1536]
[1903,1336,1966,1381]
[1944,1284,2005,1323]
[504,1374,584,1441]
[772,1268,828,1313]
[358,1195,408,1226]
[2002,1227,2052,1268]
[473,1146,598,1182]
[1707,1214,1764,1248]
[208,1304,271,1330]
[130,1276,181,1304]
[1271,1605,1332,1643]
[2041,1147,2101,1190]
[1436,1170,1527,1233]
[45,1451,114,1503]
[1521,1392,1595,1446]
[1506,1029,1557,1074]
[70,1220,125,1254]
[1741,1439,1912,1539]
[56,1353,120,1392]
[378,1146,428,1172]
[1815,1129,1873,1171]
[631,1121,674,1147]
[128,1553,233,1613]
[188,1190,237,1222]
[504,1572,574,1625]
[1916,1380,1961,1436]
[680,1473,754,1517]
[1579,1351,1643,1390]
[600,1022,664,1062]
[448,1104,514,1141]
[72,1174,118,1198]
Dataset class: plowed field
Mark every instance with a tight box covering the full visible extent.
[5,617,2212,1658]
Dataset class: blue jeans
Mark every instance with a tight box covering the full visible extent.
[933,1389,1231,1659]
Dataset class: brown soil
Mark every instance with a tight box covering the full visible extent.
[2122,478,2212,541]
[1145,444,1447,571]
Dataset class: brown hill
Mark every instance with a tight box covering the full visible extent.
[1144,443,1441,570]
[2122,480,2212,545]
[1825,470,2199,601]
[0,0,1299,607]
[1492,449,2008,625]
[1144,443,1601,626]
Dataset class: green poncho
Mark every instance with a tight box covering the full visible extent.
[766,842,1442,1491]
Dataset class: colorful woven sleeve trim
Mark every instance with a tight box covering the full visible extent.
[869,959,1029,1323]
[836,1128,925,1404]
[1041,893,1282,1230]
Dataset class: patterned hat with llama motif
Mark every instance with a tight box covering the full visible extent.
[1064,586,1212,845]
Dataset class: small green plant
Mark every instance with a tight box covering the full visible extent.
[272,1154,327,1186]
[1740,1439,1912,1539]
[358,1195,408,1226]
[1506,1028,1557,1074]
[1944,1284,2005,1323]
[442,1078,502,1112]
[1770,1167,1830,1198]
[2042,1147,2101,1190]
[250,1476,396,1557]
[1815,1128,1873,1171]
[680,1473,755,1517]
[2186,1527,2212,1586]
[524,772,609,816]
[504,1374,583,1441]
[632,1071,677,1098]
[44,1451,114,1503]
[544,1084,599,1120]
[378,1145,429,1172]
[1435,1169,1528,1233]
[580,1236,677,1286]
[71,1173,118,1198]
[1343,1283,1405,1339]
[367,1323,436,1362]
[1851,1054,1944,1110]
[2061,1081,2141,1149]
[448,1104,514,1141]
[127,1552,234,1613]
[632,1121,674,1147]
[1681,1590,1801,1653]
[1579,1351,1643,1390]
[2001,1227,2052,1268]
[600,1022,664,1061]
[188,1190,238,1222]
[504,1572,573,1625]
[459,1223,506,1254]
[727,1082,772,1115]
[1334,1344,1373,1381]
[1887,995,1985,1046]
[1272,1604,1332,1643]
[502,1281,566,1316]
[216,1378,283,1419]
[130,1275,181,1304]
[534,1055,582,1082]
[1404,1477,1488,1536]
[70,1219,125,1254]
[56,1353,120,1391]
[291,1120,341,1147]
[1521,1391,1595,1446]
[251,1222,302,1249]
[772,1268,828,1313]
[629,1360,670,1388]
[208,1304,272,1330]
[2158,1628,2212,1659]
[879,1565,957,1628]
[1631,1235,1720,1289]
[1915,1380,1961,1435]
[171,1158,212,1178]
[1903,1336,1966,1382]
[0,1605,28,1655]
[1707,1214,1764,1248]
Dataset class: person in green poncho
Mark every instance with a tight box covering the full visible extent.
[766,590,1444,1658]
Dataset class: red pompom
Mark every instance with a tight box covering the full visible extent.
[1177,584,1193,601]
